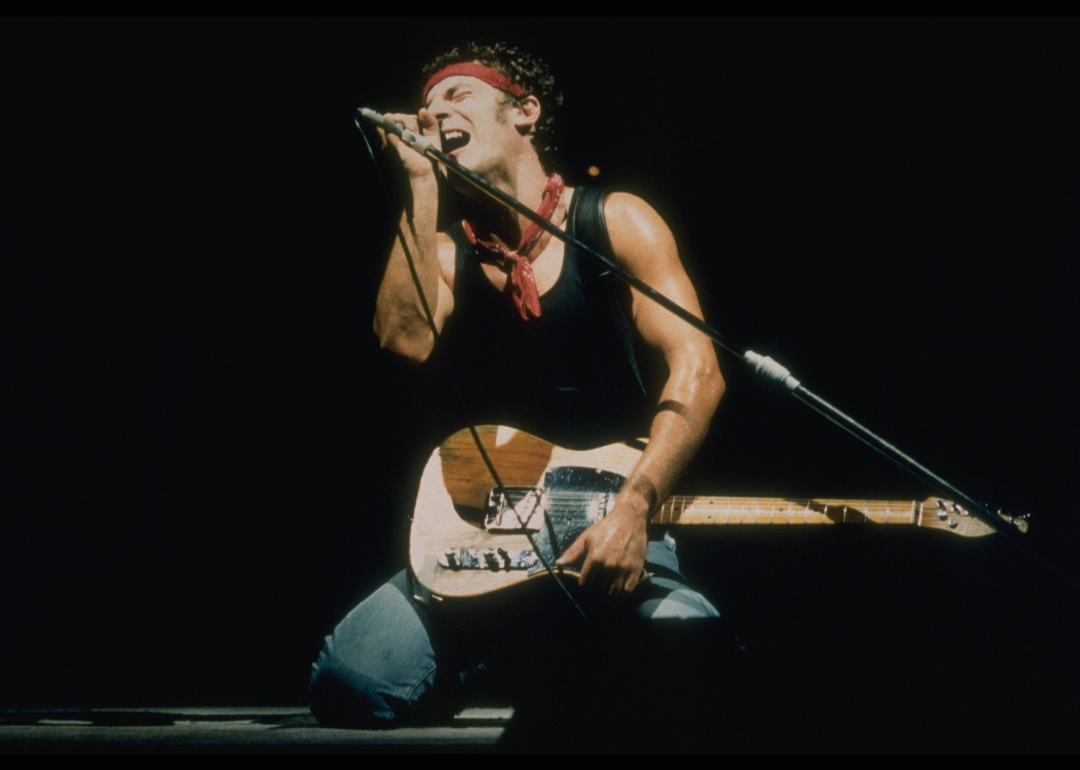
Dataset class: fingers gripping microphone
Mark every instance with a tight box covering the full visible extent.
[356,108,432,154]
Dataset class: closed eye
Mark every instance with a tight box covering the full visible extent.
[426,85,473,111]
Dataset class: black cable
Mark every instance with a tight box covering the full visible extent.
[355,118,587,619]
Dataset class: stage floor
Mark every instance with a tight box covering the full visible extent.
[0,706,512,752]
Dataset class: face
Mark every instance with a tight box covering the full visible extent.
[423,74,528,181]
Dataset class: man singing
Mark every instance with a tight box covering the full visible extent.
[309,41,725,732]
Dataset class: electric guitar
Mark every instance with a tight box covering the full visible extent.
[410,425,1025,600]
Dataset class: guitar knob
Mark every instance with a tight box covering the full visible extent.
[497,548,512,569]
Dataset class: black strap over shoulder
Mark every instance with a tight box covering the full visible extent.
[567,185,615,280]
[568,186,647,396]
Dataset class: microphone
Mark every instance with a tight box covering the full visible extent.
[356,108,433,154]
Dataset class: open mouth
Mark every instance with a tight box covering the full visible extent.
[442,129,471,155]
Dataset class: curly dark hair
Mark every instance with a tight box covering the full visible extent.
[422,41,563,173]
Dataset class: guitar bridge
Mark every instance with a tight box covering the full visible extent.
[484,486,547,532]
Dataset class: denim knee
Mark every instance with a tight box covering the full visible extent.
[308,650,433,729]
[307,571,440,728]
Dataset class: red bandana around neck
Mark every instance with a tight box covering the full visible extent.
[423,62,527,104]
[462,173,565,321]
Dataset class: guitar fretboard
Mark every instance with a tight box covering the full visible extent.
[652,496,921,527]
[499,489,995,537]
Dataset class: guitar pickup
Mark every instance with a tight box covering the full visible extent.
[484,487,546,532]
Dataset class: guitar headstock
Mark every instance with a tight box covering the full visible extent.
[920,497,1030,537]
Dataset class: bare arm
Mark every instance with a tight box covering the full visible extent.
[556,193,725,597]
[372,110,456,363]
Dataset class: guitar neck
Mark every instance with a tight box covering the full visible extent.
[650,495,995,537]
[653,496,920,526]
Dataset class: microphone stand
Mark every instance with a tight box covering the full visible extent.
[356,108,1030,543]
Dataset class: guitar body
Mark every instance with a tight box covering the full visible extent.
[410,425,643,599]
[410,425,1012,601]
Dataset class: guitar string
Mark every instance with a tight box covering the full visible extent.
[357,120,587,620]
[523,491,929,526]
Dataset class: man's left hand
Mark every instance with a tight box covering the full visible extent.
[554,499,649,600]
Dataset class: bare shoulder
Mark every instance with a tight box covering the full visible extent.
[602,192,680,277]
[600,192,709,353]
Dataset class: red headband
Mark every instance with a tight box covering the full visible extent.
[422,62,527,104]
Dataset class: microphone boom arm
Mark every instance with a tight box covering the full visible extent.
[355,107,1027,541]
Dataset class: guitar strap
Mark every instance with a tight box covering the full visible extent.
[568,185,648,398]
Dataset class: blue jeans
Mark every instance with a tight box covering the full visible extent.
[308,537,720,729]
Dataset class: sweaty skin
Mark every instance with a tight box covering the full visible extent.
[553,193,722,597]
[373,71,724,599]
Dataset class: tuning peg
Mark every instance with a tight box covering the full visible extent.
[997,508,1032,534]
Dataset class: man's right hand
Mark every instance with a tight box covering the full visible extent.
[377,110,441,180]
[372,108,455,363]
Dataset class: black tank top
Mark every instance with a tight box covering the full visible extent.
[426,186,652,450]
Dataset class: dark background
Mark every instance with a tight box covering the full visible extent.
[2,18,1078,749]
